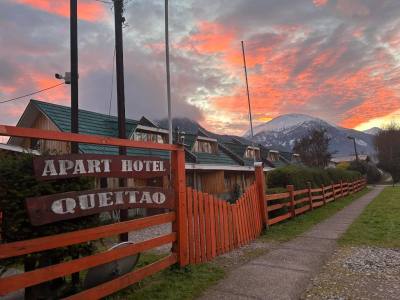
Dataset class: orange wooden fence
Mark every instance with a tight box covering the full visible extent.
[185,184,263,264]
[0,125,188,299]
[265,178,367,226]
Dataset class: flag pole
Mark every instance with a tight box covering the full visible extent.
[165,0,172,144]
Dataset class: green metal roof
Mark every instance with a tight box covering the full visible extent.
[31,100,168,158]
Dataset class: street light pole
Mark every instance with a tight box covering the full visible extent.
[348,136,359,161]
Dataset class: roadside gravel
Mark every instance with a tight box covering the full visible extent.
[302,246,400,300]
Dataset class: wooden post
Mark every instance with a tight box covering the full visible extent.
[307,182,313,210]
[340,180,344,198]
[171,148,189,267]
[254,163,267,227]
[332,181,336,201]
[321,184,326,205]
[287,185,295,218]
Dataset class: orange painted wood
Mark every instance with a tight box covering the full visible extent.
[254,166,267,226]
[295,205,310,215]
[0,233,176,295]
[322,184,326,205]
[209,196,217,258]
[307,182,313,211]
[197,192,206,262]
[227,205,234,251]
[204,194,212,261]
[186,188,195,265]
[312,202,324,208]
[311,188,323,193]
[64,254,177,300]
[293,189,308,196]
[296,197,311,205]
[247,190,256,238]
[287,185,295,218]
[242,197,250,243]
[171,149,189,266]
[192,190,201,264]
[311,195,323,201]
[267,202,290,212]
[218,200,226,253]
[268,212,291,225]
[265,192,290,201]
[223,201,229,253]
[0,125,180,151]
[232,205,240,247]
[236,202,244,246]
[0,212,175,260]
[215,198,222,255]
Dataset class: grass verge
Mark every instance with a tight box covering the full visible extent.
[108,252,225,300]
[340,186,400,248]
[261,188,370,242]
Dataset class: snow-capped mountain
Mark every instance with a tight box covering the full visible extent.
[245,114,330,136]
[363,127,382,135]
[245,114,376,156]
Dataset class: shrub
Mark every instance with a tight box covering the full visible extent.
[266,165,362,190]
[0,152,101,297]
[348,160,381,184]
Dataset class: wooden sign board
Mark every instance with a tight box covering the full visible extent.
[26,187,175,226]
[33,154,169,181]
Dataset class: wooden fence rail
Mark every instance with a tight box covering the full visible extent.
[265,178,367,226]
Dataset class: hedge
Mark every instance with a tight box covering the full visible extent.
[266,165,362,190]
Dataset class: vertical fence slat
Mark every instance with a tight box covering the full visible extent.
[186,187,195,264]
[223,201,229,252]
[227,205,234,251]
[204,194,212,261]
[198,192,206,262]
[209,196,217,258]
[192,190,201,264]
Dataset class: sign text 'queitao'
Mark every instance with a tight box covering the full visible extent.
[26,154,173,226]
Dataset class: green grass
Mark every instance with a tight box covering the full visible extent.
[340,187,400,248]
[261,188,371,242]
[108,253,225,300]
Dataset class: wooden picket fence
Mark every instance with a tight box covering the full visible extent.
[265,178,367,226]
[185,184,263,264]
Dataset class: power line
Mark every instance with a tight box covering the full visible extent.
[0,83,65,104]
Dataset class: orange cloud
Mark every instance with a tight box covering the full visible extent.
[313,0,329,7]
[15,0,106,22]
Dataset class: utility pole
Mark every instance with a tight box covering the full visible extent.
[114,0,128,241]
[241,41,257,163]
[70,0,79,154]
[347,136,359,161]
[165,0,172,144]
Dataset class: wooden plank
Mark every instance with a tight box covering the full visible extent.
[215,198,222,255]
[267,202,288,212]
[227,205,234,251]
[232,205,239,247]
[33,154,169,181]
[254,166,267,226]
[311,188,322,193]
[219,200,226,253]
[0,125,180,151]
[265,192,290,201]
[198,192,206,262]
[64,254,178,300]
[295,197,310,205]
[293,189,308,196]
[192,190,201,264]
[209,196,217,258]
[287,185,295,218]
[223,201,229,253]
[240,198,249,244]
[204,194,212,261]
[295,205,310,215]
[186,188,195,265]
[26,186,175,226]
[236,201,244,246]
[0,212,175,260]
[267,213,291,225]
[247,189,256,238]
[0,233,176,295]
[311,195,323,201]
[171,149,188,267]
[313,202,324,208]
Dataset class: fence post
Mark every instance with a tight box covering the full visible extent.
[340,180,344,198]
[254,163,267,227]
[287,185,295,218]
[332,181,336,201]
[171,147,189,267]
[307,182,313,210]
[321,184,326,205]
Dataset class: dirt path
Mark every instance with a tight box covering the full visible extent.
[198,186,384,300]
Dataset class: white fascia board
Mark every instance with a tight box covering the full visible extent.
[0,143,40,155]
[196,136,218,142]
[185,163,274,172]
[136,125,169,134]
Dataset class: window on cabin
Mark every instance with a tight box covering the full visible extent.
[268,151,279,162]
[193,140,217,154]
[134,131,165,144]
[244,148,260,159]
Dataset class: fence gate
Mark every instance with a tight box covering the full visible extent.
[0,125,188,299]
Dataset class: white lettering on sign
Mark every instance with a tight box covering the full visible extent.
[49,190,169,215]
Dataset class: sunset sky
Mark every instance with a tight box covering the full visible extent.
[1,0,400,136]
